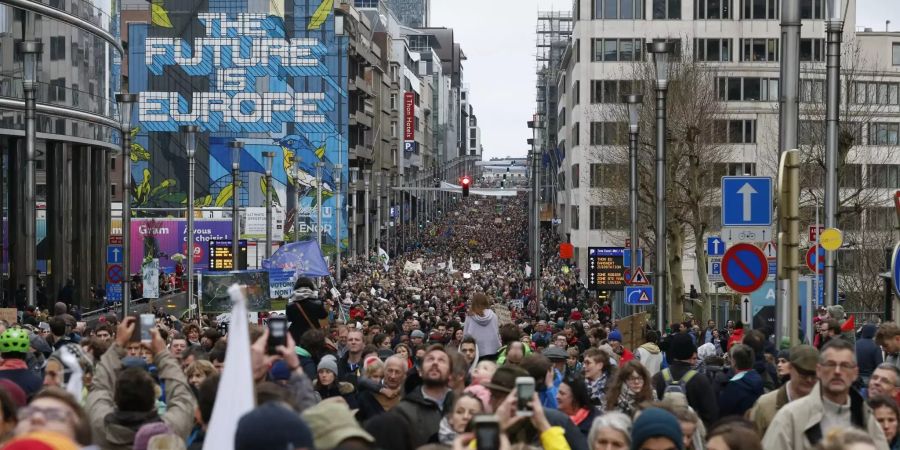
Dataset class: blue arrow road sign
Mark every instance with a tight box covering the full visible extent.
[623,249,644,268]
[107,245,123,264]
[722,176,773,227]
[625,286,653,305]
[892,243,900,297]
[707,236,725,256]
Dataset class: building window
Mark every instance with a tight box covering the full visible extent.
[800,79,825,103]
[572,164,580,188]
[739,38,779,62]
[717,77,779,101]
[868,207,896,230]
[590,122,624,145]
[111,184,117,196]
[893,43,900,66]
[48,78,66,102]
[591,80,638,103]
[741,0,779,19]
[653,0,681,19]
[390,93,397,110]
[590,163,626,187]
[591,38,645,61]
[571,206,580,229]
[713,120,756,143]
[559,107,566,127]
[391,121,397,138]
[694,38,731,61]
[869,123,900,145]
[852,82,899,105]
[590,206,603,229]
[593,0,644,19]
[799,120,824,145]
[576,39,581,63]
[50,36,65,61]
[110,156,116,171]
[573,122,580,146]
[867,164,900,188]
[574,80,580,105]
[799,38,825,62]
[590,206,627,229]
[800,0,824,19]
[695,0,731,19]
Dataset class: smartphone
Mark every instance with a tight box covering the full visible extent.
[515,376,535,417]
[473,416,501,450]
[139,314,155,343]
[267,317,287,354]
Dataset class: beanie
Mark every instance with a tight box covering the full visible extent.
[667,333,697,362]
[631,408,684,450]
[608,330,622,342]
[133,422,172,450]
[317,355,338,375]
[235,403,314,450]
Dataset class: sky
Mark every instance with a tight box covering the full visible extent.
[429,0,900,161]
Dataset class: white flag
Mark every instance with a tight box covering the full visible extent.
[447,257,455,273]
[203,284,255,450]
[378,247,390,271]
[525,263,532,278]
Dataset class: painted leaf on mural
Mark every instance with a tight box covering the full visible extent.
[307,0,333,30]
[130,126,140,139]
[151,3,173,28]
[130,142,150,162]
[215,181,240,207]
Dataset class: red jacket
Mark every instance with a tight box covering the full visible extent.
[619,347,635,364]
[727,328,745,351]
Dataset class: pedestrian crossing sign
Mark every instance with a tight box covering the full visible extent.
[628,267,650,285]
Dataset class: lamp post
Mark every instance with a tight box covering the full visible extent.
[292,165,301,243]
[18,41,42,308]
[115,91,137,316]
[229,141,243,270]
[262,152,275,259]
[623,94,643,309]
[349,167,358,259]
[647,40,675,331]
[823,0,844,307]
[315,162,324,247]
[181,125,198,318]
[375,171,382,251]
[363,169,371,258]
[334,164,343,283]
[527,116,543,304]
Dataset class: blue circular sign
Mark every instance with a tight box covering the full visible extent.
[721,243,769,294]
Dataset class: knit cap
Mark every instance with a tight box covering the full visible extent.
[318,354,338,374]
[133,422,172,450]
[235,403,314,450]
[608,330,622,342]
[631,408,683,450]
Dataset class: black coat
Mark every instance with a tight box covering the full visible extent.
[857,324,883,378]
[652,360,720,428]
[286,298,327,344]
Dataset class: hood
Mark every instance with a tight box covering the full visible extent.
[438,416,457,445]
[639,342,661,354]
[730,370,764,393]
[470,309,496,326]
[103,411,160,446]
[862,324,878,339]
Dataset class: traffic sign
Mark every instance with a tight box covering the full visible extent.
[106,283,123,303]
[625,286,653,305]
[723,226,771,244]
[707,236,725,256]
[741,295,751,324]
[806,245,825,274]
[628,267,650,285]
[106,264,124,284]
[762,241,777,259]
[708,257,723,282]
[722,243,769,294]
[107,245,123,264]
[109,236,123,245]
[820,228,843,251]
[623,249,644,268]
[808,225,824,242]
[891,243,900,298]
[722,176,773,227]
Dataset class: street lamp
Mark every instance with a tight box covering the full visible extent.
[334,164,343,283]
[623,94,643,293]
[527,116,544,304]
[181,125,198,318]
[315,162,324,247]
[292,164,301,243]
[363,169,371,258]
[823,0,845,307]
[349,167,358,258]
[18,41,41,309]
[647,40,675,332]
[262,152,275,259]
[115,91,138,317]
[229,141,243,270]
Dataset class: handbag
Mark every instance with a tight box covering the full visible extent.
[295,301,329,329]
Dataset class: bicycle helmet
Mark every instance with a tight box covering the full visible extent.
[0,328,31,354]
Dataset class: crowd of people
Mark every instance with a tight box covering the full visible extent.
[0,195,894,450]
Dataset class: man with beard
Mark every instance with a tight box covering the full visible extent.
[393,344,455,447]
[357,355,407,421]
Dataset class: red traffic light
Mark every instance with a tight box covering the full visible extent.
[461,176,471,186]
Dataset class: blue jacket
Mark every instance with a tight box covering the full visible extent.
[718,369,764,417]
[857,324,883,378]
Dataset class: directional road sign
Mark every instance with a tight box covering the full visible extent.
[741,295,751,324]
[723,226,771,244]
[107,245,123,264]
[722,243,769,294]
[722,176,773,227]
[892,243,900,298]
[708,257,723,282]
[625,286,654,305]
[707,236,725,256]
[806,245,825,274]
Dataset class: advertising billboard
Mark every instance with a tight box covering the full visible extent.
[130,219,232,273]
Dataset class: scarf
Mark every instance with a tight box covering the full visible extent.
[293,287,318,301]
[438,416,458,445]
[569,407,590,426]
[615,387,638,417]
[587,372,608,410]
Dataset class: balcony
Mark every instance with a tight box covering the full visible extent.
[351,144,374,161]
[350,110,373,128]
[349,75,376,97]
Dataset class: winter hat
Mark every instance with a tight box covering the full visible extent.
[608,330,622,342]
[269,360,292,381]
[463,384,493,413]
[827,304,846,321]
[697,342,717,362]
[667,333,697,362]
[317,355,338,375]
[236,403,314,450]
[410,330,426,339]
[631,408,684,450]
[302,400,374,449]
[0,379,27,407]
[2,431,80,450]
[133,422,172,450]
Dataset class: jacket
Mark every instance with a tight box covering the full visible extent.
[393,387,455,447]
[635,343,662,377]
[314,380,358,409]
[748,383,790,436]
[718,369,764,417]
[652,360,720,427]
[727,328,745,351]
[463,309,501,357]
[762,383,889,450]
[857,324,883,379]
[287,298,328,344]
[86,344,196,450]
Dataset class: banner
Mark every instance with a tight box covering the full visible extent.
[131,219,232,274]
[268,269,295,299]
[200,271,271,313]
[142,259,160,299]
[262,240,330,277]
[404,92,415,140]
[243,207,285,241]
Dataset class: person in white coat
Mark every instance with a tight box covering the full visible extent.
[635,330,663,377]
[462,293,501,360]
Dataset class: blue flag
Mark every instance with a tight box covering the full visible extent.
[262,240,330,277]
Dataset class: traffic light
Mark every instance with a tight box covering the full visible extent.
[461,176,471,197]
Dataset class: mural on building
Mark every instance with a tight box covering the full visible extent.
[127,0,348,263]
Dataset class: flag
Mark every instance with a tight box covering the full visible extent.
[203,284,255,450]
[525,263,532,278]
[447,257,455,273]
[377,247,389,271]
[262,240,330,277]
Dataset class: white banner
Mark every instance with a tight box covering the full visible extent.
[142,259,160,299]
[242,207,286,241]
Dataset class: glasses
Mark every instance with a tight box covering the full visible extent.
[819,361,857,371]
[17,406,73,423]
[626,375,645,383]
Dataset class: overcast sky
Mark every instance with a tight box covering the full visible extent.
[430,0,900,161]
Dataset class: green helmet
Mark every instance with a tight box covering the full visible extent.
[0,328,31,354]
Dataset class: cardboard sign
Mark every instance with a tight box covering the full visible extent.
[617,312,649,351]
[0,308,17,324]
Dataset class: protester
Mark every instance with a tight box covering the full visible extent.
[652,333,719,427]
[556,376,599,438]
[587,411,631,450]
[869,395,900,450]
[437,392,484,445]
[462,293,501,361]
[718,344,763,418]
[635,330,663,377]
[748,344,819,436]
[630,407,683,450]
[605,360,655,417]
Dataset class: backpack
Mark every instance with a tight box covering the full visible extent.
[661,368,697,403]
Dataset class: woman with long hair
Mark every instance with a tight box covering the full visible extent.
[583,348,614,409]
[557,376,600,438]
[605,360,656,418]
[462,292,501,360]
[393,343,414,369]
